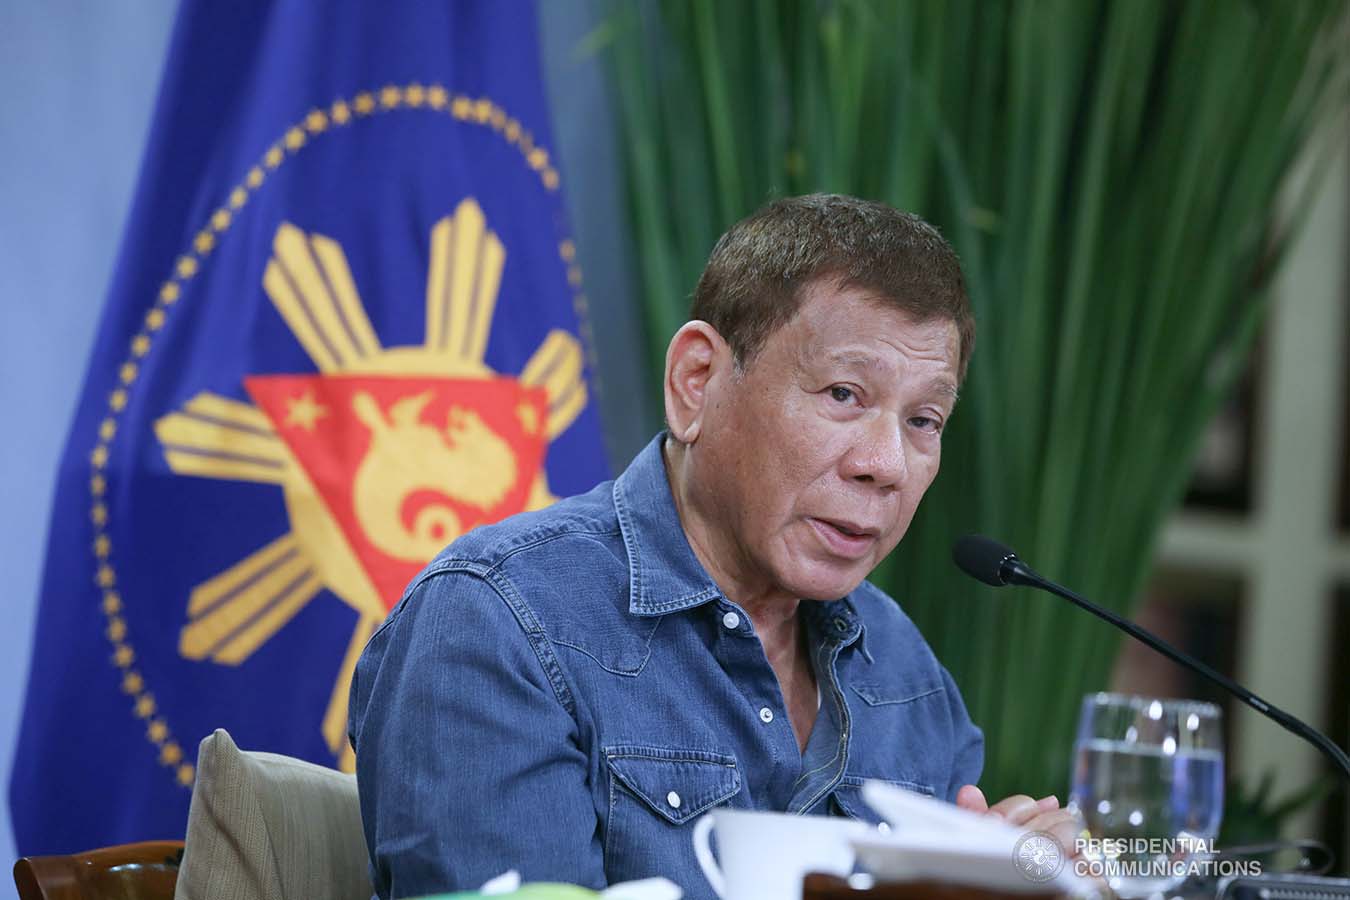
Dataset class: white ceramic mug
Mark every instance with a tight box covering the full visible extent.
[692,809,866,900]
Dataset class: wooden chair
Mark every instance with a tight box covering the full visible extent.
[13,841,183,900]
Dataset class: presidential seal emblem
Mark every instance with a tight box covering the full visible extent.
[1012,831,1066,883]
[153,198,586,771]
[77,79,605,796]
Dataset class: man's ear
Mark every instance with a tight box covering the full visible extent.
[663,321,729,444]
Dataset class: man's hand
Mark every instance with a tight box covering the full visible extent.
[956,785,1082,857]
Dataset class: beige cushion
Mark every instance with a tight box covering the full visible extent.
[175,728,372,900]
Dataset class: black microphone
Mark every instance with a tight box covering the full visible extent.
[952,533,1350,781]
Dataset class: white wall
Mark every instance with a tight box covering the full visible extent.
[0,4,176,891]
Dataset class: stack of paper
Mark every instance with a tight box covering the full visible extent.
[853,781,1098,897]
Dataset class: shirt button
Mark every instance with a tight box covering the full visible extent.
[721,612,741,630]
[666,791,682,809]
[832,617,849,632]
[759,707,774,724]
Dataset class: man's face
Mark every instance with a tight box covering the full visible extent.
[691,281,960,602]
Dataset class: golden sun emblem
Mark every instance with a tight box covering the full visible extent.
[152,198,587,771]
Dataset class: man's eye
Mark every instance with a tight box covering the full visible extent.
[909,416,942,433]
[829,386,856,404]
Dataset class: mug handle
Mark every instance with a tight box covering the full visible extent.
[691,815,726,899]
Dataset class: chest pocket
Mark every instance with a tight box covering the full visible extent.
[603,745,741,884]
[846,679,949,799]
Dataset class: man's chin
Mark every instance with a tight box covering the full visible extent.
[783,565,870,602]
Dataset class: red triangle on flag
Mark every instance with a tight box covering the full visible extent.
[246,373,548,608]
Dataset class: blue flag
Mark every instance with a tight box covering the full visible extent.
[10,0,609,853]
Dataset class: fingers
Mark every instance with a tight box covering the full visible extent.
[962,791,1084,870]
[1024,808,1084,859]
[965,791,1077,853]
[986,794,1042,826]
[955,784,988,813]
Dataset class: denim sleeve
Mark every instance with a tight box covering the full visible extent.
[940,664,985,803]
[349,566,605,900]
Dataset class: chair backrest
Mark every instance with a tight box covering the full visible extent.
[14,841,184,900]
[174,729,372,900]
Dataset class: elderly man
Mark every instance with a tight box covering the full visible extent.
[349,194,1076,899]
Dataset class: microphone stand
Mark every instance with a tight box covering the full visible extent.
[1002,560,1350,782]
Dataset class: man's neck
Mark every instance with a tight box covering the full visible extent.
[662,437,799,613]
[663,437,819,751]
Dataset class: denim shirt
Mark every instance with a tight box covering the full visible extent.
[349,434,983,900]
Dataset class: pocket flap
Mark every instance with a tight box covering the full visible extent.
[850,679,944,707]
[605,746,741,825]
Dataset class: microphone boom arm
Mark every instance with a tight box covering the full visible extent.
[1010,565,1350,782]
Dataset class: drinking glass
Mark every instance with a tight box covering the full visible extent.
[1068,693,1224,898]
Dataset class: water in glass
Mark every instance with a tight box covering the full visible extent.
[1069,693,1223,898]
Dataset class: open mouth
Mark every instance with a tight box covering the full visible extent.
[818,518,875,538]
[809,517,878,559]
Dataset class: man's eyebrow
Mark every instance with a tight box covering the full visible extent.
[930,379,960,403]
[823,353,960,400]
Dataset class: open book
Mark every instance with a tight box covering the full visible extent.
[854,781,1098,897]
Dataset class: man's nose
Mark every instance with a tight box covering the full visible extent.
[843,415,907,490]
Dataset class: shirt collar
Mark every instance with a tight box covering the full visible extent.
[612,433,873,654]
[613,433,724,617]
[799,595,869,658]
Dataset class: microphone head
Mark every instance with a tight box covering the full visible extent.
[952,534,1020,586]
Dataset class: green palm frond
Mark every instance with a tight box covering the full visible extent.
[603,0,1350,800]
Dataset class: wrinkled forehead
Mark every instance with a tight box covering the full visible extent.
[792,292,960,364]
[727,279,963,381]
